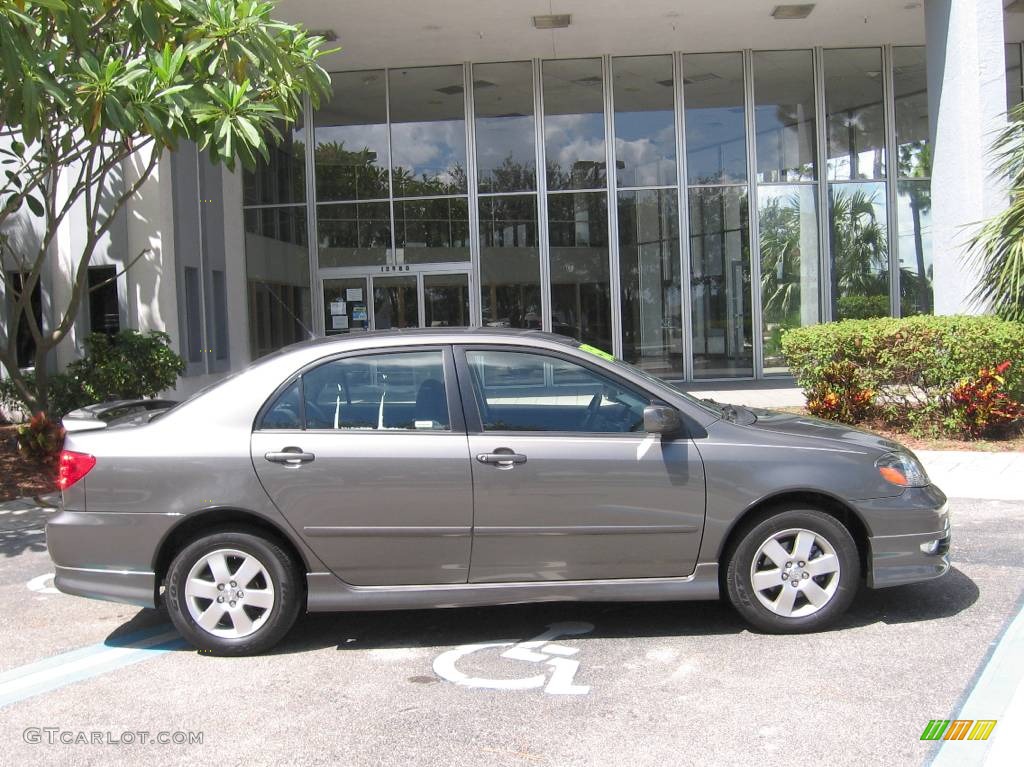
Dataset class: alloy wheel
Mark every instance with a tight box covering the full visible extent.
[184,548,276,639]
[749,528,841,618]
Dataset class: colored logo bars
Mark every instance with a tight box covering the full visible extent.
[920,719,997,741]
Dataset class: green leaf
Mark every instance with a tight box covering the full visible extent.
[25,194,44,217]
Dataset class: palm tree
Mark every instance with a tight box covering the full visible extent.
[966,103,1024,321]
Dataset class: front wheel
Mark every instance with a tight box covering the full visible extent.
[725,508,860,634]
[165,530,302,655]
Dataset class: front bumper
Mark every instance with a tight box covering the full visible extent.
[852,485,952,589]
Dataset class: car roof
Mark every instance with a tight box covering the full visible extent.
[284,327,582,352]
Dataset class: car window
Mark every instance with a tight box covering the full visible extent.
[465,349,650,433]
[261,379,303,430]
[302,350,450,431]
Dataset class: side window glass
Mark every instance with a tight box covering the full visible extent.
[303,350,450,431]
[465,350,649,433]
[260,379,302,430]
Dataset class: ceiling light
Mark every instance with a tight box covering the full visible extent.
[532,14,571,30]
[309,28,338,41]
[682,73,721,85]
[771,4,815,20]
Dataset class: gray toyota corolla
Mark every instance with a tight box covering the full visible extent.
[46,329,950,654]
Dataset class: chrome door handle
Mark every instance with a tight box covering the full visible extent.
[265,447,315,465]
[476,451,527,466]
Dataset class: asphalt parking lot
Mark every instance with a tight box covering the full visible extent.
[0,496,1021,766]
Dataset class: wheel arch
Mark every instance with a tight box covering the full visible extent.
[715,490,870,584]
[152,507,312,598]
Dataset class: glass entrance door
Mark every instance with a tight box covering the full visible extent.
[324,277,370,335]
[423,273,470,327]
[372,274,419,330]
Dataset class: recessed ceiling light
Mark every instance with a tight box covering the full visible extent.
[572,75,603,86]
[309,28,338,41]
[683,73,721,85]
[771,4,815,20]
[532,14,571,30]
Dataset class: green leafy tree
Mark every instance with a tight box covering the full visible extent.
[966,103,1024,321]
[830,187,889,319]
[0,0,333,414]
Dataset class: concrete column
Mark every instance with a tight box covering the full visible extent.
[925,0,1009,314]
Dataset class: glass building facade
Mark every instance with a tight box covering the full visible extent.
[243,47,939,379]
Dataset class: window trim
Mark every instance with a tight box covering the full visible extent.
[253,345,466,435]
[453,343,659,438]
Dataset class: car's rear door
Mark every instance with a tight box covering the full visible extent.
[456,345,706,582]
[251,346,474,586]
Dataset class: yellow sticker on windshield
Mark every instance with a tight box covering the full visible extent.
[579,344,615,362]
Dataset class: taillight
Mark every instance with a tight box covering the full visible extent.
[57,450,96,491]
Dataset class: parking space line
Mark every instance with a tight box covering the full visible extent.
[0,625,187,709]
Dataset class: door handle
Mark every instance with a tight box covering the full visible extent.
[476,451,527,467]
[265,447,315,466]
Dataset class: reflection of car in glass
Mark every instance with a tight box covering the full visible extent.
[48,329,950,655]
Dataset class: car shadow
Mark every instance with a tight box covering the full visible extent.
[259,566,980,656]
[0,499,54,559]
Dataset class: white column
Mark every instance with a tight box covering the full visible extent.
[221,165,250,368]
[925,0,1009,314]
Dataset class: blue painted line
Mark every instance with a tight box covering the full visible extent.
[0,625,187,709]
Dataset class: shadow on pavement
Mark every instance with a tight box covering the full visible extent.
[0,502,53,559]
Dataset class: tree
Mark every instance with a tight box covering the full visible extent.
[0,0,333,413]
[966,102,1024,321]
[829,187,889,319]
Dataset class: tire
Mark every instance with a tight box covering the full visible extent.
[725,507,860,634]
[165,529,302,655]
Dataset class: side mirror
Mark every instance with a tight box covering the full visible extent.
[644,405,682,436]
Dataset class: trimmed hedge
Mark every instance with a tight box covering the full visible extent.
[781,315,1024,434]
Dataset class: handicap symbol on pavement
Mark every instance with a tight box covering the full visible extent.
[432,621,595,695]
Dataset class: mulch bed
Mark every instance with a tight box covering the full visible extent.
[773,407,1024,452]
[0,425,58,502]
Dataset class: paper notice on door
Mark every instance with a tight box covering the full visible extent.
[329,300,346,315]
[332,315,350,330]
[352,305,368,321]
[346,288,363,302]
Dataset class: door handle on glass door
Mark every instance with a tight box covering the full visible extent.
[265,447,316,465]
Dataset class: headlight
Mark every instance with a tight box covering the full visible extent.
[875,451,929,488]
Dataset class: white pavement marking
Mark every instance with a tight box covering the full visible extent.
[932,604,1024,766]
[433,621,594,695]
[25,573,59,595]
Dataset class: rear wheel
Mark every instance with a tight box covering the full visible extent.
[725,508,859,633]
[165,530,302,655]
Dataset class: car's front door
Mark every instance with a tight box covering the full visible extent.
[457,346,706,582]
[251,346,473,586]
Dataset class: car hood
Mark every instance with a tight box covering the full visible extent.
[744,408,904,455]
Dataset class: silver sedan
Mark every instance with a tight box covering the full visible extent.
[47,329,950,654]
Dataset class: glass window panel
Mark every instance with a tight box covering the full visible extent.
[753,50,817,183]
[244,118,306,206]
[683,53,747,186]
[465,350,649,434]
[317,202,391,268]
[1008,43,1023,113]
[87,265,120,336]
[393,197,470,264]
[478,195,541,329]
[303,350,449,431]
[548,192,612,350]
[323,277,370,335]
[688,186,753,378]
[829,181,890,319]
[613,55,677,187]
[618,189,682,378]
[474,61,536,193]
[824,48,887,181]
[896,179,933,316]
[260,378,302,430]
[424,273,470,327]
[758,186,820,375]
[894,47,930,179]
[372,275,419,329]
[543,59,607,191]
[389,66,468,196]
[244,205,313,358]
[314,71,390,202]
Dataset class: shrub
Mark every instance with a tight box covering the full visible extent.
[837,294,890,320]
[781,315,1024,434]
[947,361,1024,438]
[16,412,65,464]
[805,360,876,423]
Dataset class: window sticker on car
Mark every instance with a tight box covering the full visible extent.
[579,344,615,362]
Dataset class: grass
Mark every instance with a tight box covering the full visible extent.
[0,425,58,502]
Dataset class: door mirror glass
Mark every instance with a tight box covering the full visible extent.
[643,405,682,436]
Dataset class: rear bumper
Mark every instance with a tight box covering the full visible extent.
[53,566,157,608]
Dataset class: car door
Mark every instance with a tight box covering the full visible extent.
[251,346,473,586]
[457,345,706,582]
